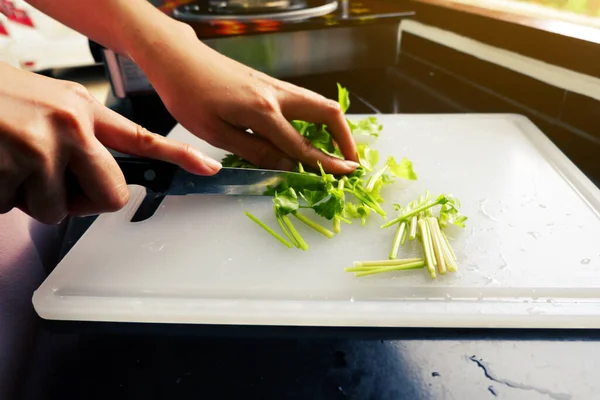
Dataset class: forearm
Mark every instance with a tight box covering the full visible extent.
[25,0,195,59]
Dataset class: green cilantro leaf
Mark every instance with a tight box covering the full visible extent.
[386,156,418,180]
[350,116,382,137]
[357,143,379,172]
[337,83,350,113]
[273,188,299,215]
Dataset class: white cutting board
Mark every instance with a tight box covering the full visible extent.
[33,114,600,328]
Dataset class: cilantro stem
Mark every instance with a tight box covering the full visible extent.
[352,261,426,277]
[297,162,305,173]
[354,258,423,267]
[245,212,292,248]
[427,217,447,275]
[389,221,406,259]
[381,200,441,228]
[276,213,300,248]
[292,211,334,238]
[418,219,437,279]
[408,216,418,240]
[436,224,458,272]
[400,222,408,245]
[346,188,386,217]
[365,165,389,192]
[333,218,341,233]
[282,215,309,250]
[440,230,457,261]
[333,179,346,233]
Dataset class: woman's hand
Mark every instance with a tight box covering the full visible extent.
[0,62,219,224]
[24,0,359,174]
[130,24,359,175]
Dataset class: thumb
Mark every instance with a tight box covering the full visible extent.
[92,102,221,175]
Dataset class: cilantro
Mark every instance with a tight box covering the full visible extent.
[337,82,350,113]
[357,143,379,172]
[347,116,382,137]
[273,188,299,215]
[386,157,418,180]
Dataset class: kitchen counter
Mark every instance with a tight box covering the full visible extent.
[15,66,600,399]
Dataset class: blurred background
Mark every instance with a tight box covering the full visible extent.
[1,0,599,101]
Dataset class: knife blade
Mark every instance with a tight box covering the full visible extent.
[115,156,325,196]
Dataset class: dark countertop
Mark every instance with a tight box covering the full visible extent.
[16,67,600,399]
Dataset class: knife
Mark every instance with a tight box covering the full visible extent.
[114,156,325,196]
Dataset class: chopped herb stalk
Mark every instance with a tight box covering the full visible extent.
[435,223,458,272]
[381,194,452,228]
[389,221,406,259]
[365,165,389,192]
[400,221,409,245]
[352,261,426,277]
[419,219,437,279]
[428,217,447,275]
[333,218,341,233]
[281,215,308,250]
[409,216,418,240]
[292,211,334,238]
[245,212,293,248]
[441,230,457,261]
[354,258,423,267]
[297,162,305,173]
[277,214,300,248]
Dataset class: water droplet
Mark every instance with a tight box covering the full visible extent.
[467,266,479,272]
[445,293,452,301]
[527,231,540,240]
[227,257,232,261]
[350,297,355,303]
[546,222,554,227]
[508,222,515,227]
[479,199,498,222]
[546,299,556,304]
[581,259,591,265]
[578,225,584,229]
[539,204,547,208]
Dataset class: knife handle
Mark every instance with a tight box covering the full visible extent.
[114,156,178,194]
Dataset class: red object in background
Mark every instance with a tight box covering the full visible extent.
[0,0,35,28]
[0,20,8,36]
[254,19,282,33]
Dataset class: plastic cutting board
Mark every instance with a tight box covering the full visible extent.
[33,114,600,328]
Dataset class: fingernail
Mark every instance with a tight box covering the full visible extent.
[202,155,222,173]
[344,160,360,169]
[276,158,296,171]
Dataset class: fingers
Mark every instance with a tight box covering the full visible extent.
[92,102,221,175]
[277,86,358,163]
[0,176,19,214]
[21,167,68,224]
[209,121,296,171]
[66,140,130,217]
[252,112,359,175]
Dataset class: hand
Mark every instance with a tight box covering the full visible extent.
[131,25,359,175]
[0,62,219,224]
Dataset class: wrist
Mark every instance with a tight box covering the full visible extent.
[123,14,207,69]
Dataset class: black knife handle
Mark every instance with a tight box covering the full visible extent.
[114,156,178,194]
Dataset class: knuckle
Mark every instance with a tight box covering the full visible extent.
[64,81,93,102]
[324,99,342,115]
[134,125,161,151]
[250,142,275,167]
[52,105,80,127]
[177,143,195,160]
[254,94,279,115]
